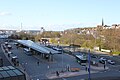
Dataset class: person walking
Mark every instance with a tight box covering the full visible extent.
[37,61,40,66]
[56,71,59,77]
[104,64,106,70]
[104,61,106,70]
[85,66,88,72]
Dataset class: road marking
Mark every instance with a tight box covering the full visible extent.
[80,79,85,80]
[62,78,67,80]
[31,74,45,77]
[99,70,107,73]
[99,71,103,73]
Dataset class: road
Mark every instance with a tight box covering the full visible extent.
[59,70,120,80]
[9,42,82,80]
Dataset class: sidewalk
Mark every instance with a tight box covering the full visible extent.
[46,70,97,79]
[46,63,109,79]
[86,63,109,71]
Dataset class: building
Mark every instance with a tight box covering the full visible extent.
[0,66,26,80]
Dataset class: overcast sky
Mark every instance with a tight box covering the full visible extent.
[0,0,120,31]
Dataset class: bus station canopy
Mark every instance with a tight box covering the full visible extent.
[0,66,25,80]
[16,40,60,54]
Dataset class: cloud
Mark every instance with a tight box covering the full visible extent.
[0,12,12,16]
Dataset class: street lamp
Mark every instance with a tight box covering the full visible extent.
[62,47,63,69]
[22,62,27,71]
[88,49,91,80]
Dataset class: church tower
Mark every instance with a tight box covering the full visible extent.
[102,18,104,27]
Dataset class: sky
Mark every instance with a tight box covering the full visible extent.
[0,0,120,31]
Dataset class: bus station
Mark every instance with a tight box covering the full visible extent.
[16,40,61,61]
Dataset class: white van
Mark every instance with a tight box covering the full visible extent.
[23,48,30,52]
[23,48,32,56]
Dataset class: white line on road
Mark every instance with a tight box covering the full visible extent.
[62,78,67,80]
[80,79,85,80]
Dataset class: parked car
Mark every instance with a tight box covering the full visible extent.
[7,45,12,49]
[99,59,105,64]
[5,42,8,45]
[99,57,107,64]
[8,51,12,54]
[14,42,18,45]
[0,57,3,67]
[99,57,107,61]
[91,55,97,58]
[107,60,115,65]
[52,47,62,52]
[91,60,99,66]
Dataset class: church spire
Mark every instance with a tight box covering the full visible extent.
[102,18,104,26]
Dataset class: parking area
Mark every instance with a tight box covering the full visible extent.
[83,51,120,70]
[0,39,11,66]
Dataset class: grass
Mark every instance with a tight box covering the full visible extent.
[112,51,120,55]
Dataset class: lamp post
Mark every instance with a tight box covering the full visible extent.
[22,62,27,72]
[88,49,91,80]
[62,47,63,69]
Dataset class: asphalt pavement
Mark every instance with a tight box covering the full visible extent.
[8,42,83,80]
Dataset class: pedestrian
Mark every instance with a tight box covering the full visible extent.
[104,64,106,70]
[66,64,70,71]
[88,68,90,72]
[47,65,49,69]
[8,54,10,57]
[85,66,88,72]
[37,61,39,66]
[24,68,26,71]
[56,71,59,77]
[17,46,18,49]
[16,61,19,66]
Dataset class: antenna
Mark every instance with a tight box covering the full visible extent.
[20,23,22,31]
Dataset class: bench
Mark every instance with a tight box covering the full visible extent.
[70,68,80,72]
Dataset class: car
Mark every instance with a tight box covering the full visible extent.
[5,42,8,45]
[107,60,115,65]
[0,57,3,67]
[99,59,105,64]
[14,42,18,45]
[52,47,62,51]
[23,48,30,52]
[7,45,12,49]
[99,57,107,64]
[8,51,13,54]
[99,57,107,61]
[91,55,97,58]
